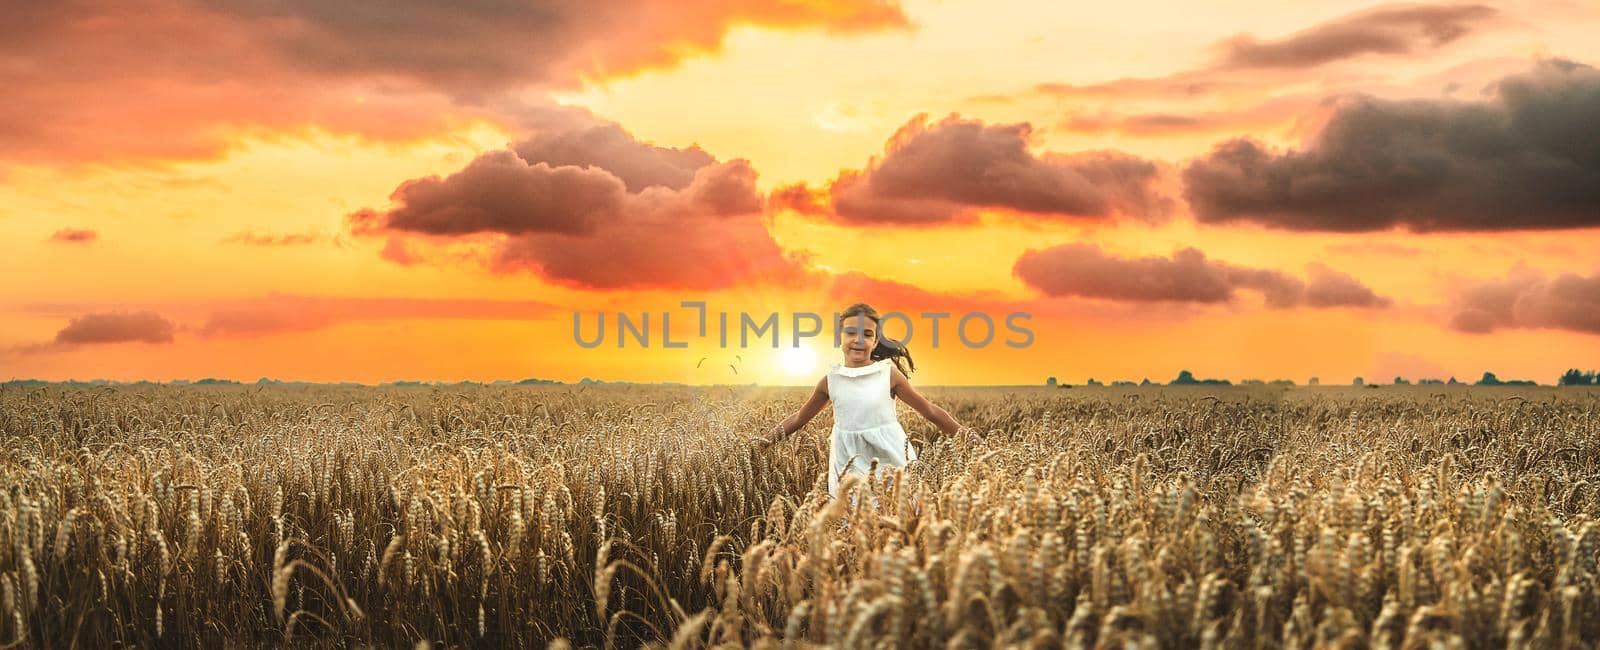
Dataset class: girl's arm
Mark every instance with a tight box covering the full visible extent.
[889,367,983,443]
[761,376,829,445]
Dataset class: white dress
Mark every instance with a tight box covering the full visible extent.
[825,358,917,498]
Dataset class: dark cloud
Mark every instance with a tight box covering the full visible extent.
[1183,60,1600,232]
[1029,3,1500,104]
[1450,265,1600,334]
[1014,245,1238,303]
[350,151,627,237]
[0,0,496,163]
[201,0,908,96]
[774,113,1171,225]
[54,311,176,345]
[488,160,800,289]
[351,118,802,290]
[1012,243,1388,309]
[1223,266,1307,308]
[347,113,768,239]
[0,0,908,164]
[511,123,715,193]
[1214,4,1498,69]
[48,228,98,244]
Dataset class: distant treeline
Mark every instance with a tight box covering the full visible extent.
[1559,369,1599,385]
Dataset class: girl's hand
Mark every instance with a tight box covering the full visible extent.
[756,424,785,449]
[959,426,984,445]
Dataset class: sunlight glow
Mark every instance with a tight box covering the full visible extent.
[779,345,817,375]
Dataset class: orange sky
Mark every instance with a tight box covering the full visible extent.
[3,0,1598,385]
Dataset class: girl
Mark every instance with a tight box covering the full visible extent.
[759,303,982,499]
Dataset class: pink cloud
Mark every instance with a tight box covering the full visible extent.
[1450,264,1600,335]
[773,113,1171,226]
[1012,243,1388,309]
[1,0,910,166]
[54,311,176,344]
[351,117,805,290]
[48,228,98,244]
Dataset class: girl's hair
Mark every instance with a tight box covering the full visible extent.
[838,303,915,376]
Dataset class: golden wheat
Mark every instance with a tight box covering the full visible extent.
[0,383,1594,647]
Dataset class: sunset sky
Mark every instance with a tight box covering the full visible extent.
[3,0,1598,385]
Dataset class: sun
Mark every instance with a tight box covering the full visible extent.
[779,345,817,376]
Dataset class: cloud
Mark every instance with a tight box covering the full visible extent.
[1305,263,1394,308]
[1014,244,1252,304]
[511,122,716,193]
[221,231,327,246]
[53,311,176,345]
[202,0,908,96]
[1449,265,1600,334]
[350,117,807,290]
[1030,3,1500,104]
[1213,4,1498,69]
[349,151,628,237]
[487,160,803,289]
[1182,59,1600,232]
[772,113,1171,225]
[0,0,492,164]
[48,228,98,244]
[199,293,560,337]
[811,272,1059,329]
[1034,72,1242,102]
[1012,243,1388,308]
[809,266,1200,328]
[0,0,908,165]
[1058,94,1330,137]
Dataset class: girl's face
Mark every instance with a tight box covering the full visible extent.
[839,315,877,365]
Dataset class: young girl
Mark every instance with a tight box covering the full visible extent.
[760,303,982,499]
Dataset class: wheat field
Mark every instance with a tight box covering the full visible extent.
[0,383,1596,648]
